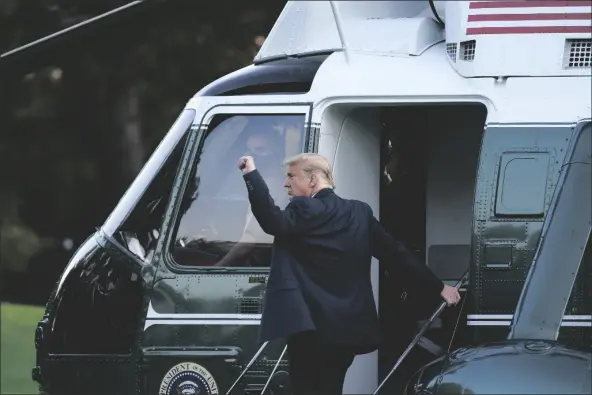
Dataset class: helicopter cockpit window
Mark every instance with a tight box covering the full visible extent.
[103,109,195,263]
[169,113,306,268]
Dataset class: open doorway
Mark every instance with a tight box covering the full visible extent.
[376,104,487,390]
[323,102,487,392]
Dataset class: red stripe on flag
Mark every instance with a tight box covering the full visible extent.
[468,12,592,20]
[466,25,592,33]
[470,1,592,9]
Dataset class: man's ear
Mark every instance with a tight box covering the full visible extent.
[309,173,317,187]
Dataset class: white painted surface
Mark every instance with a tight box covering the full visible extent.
[257,0,591,77]
[254,1,431,62]
[319,106,381,394]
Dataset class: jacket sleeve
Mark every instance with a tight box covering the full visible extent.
[243,169,324,236]
[369,213,444,297]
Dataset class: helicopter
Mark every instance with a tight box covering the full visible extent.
[2,0,590,394]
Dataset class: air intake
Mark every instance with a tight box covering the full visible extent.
[564,39,591,69]
[461,40,476,62]
[446,42,457,62]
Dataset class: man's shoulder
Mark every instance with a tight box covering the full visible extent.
[328,196,373,224]
[286,192,371,217]
[341,197,373,213]
[287,195,326,210]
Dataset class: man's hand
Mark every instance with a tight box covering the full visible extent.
[238,156,256,175]
[440,285,461,306]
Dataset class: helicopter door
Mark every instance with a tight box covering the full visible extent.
[140,103,313,395]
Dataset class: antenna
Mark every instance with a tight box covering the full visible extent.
[328,1,350,64]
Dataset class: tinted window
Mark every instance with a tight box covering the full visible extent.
[49,245,143,354]
[103,109,195,263]
[170,114,306,267]
[495,152,550,217]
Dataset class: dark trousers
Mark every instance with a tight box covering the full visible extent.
[287,331,356,395]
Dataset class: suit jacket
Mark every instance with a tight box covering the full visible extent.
[243,170,444,355]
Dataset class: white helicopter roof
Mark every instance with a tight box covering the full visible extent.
[255,0,591,78]
[254,1,442,61]
[188,1,590,125]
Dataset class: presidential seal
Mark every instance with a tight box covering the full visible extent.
[159,362,219,395]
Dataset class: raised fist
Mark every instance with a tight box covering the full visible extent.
[238,156,256,174]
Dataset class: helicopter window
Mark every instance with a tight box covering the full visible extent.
[104,109,194,263]
[494,152,550,217]
[48,249,143,354]
[169,113,306,268]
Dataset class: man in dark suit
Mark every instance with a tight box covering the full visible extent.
[237,153,460,395]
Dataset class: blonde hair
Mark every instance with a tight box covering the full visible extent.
[282,153,335,188]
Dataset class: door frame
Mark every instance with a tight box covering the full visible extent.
[136,101,315,395]
[154,102,314,277]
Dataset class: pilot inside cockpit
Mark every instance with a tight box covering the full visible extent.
[213,119,298,267]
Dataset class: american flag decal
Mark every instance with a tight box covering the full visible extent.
[466,0,592,35]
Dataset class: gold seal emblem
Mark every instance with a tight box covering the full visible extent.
[159,362,219,395]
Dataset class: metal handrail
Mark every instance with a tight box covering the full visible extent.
[226,341,269,395]
[373,269,469,394]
